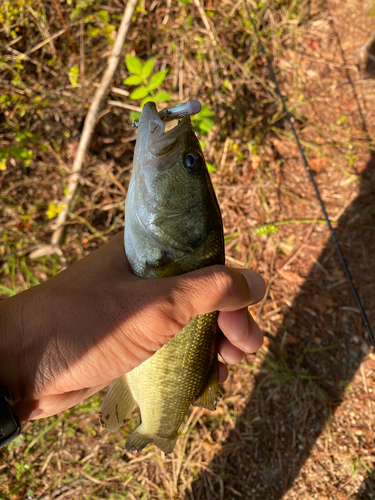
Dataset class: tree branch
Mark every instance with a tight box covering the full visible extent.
[30,0,138,260]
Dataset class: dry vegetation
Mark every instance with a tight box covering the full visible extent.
[1,0,375,499]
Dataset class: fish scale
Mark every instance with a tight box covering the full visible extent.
[100,101,224,454]
[127,312,218,440]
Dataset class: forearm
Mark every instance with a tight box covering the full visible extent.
[0,237,142,420]
[0,288,47,419]
[0,292,30,401]
[0,276,109,420]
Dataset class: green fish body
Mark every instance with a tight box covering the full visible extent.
[100,101,224,454]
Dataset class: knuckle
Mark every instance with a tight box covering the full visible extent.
[210,266,237,305]
[154,285,192,332]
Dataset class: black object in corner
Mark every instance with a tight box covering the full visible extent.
[0,387,21,448]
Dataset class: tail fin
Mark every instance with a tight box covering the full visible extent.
[125,426,178,454]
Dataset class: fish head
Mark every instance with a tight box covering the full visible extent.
[126,101,223,274]
[133,101,209,213]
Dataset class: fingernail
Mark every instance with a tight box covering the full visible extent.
[240,270,266,304]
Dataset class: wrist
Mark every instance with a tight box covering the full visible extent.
[0,386,21,447]
[0,296,23,403]
[0,290,42,419]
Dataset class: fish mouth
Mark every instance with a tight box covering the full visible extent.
[137,102,193,156]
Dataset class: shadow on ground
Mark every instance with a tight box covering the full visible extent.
[188,153,375,499]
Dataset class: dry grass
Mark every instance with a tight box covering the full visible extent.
[1,0,375,499]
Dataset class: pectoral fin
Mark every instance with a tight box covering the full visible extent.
[100,375,135,432]
[192,355,219,411]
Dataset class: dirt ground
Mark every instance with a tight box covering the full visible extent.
[1,0,375,499]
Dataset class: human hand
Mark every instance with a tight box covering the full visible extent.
[0,232,265,421]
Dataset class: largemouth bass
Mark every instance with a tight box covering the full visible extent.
[100,100,224,454]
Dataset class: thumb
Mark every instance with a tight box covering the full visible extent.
[154,265,266,328]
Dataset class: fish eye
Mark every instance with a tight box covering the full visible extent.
[184,152,204,173]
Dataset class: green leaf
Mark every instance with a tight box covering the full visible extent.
[129,111,141,123]
[15,131,26,144]
[97,9,109,22]
[142,57,154,78]
[130,86,150,100]
[0,94,10,105]
[46,202,63,220]
[154,91,172,102]
[0,149,8,170]
[197,118,214,133]
[148,70,168,90]
[68,65,79,86]
[9,146,33,167]
[125,55,143,75]
[70,6,81,20]
[123,75,143,85]
[87,27,101,37]
[141,96,154,107]
[206,162,216,172]
[103,24,115,37]
[199,104,215,117]
[255,224,278,236]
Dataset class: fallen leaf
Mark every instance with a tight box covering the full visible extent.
[312,294,337,314]
[263,336,271,348]
[278,269,305,286]
[364,358,375,370]
[309,157,327,171]
[251,154,261,169]
[305,39,320,50]
[277,234,295,256]
[285,333,302,345]
[329,265,345,281]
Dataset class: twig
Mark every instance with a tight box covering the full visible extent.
[107,100,141,112]
[92,84,130,96]
[27,28,66,55]
[51,0,79,68]
[162,0,172,25]
[5,35,22,47]
[193,0,217,47]
[0,22,18,34]
[80,20,84,80]
[4,45,59,77]
[30,0,138,260]
[109,86,130,97]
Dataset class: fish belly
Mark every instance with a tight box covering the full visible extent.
[125,311,218,452]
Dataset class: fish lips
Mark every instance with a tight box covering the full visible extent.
[137,102,192,158]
